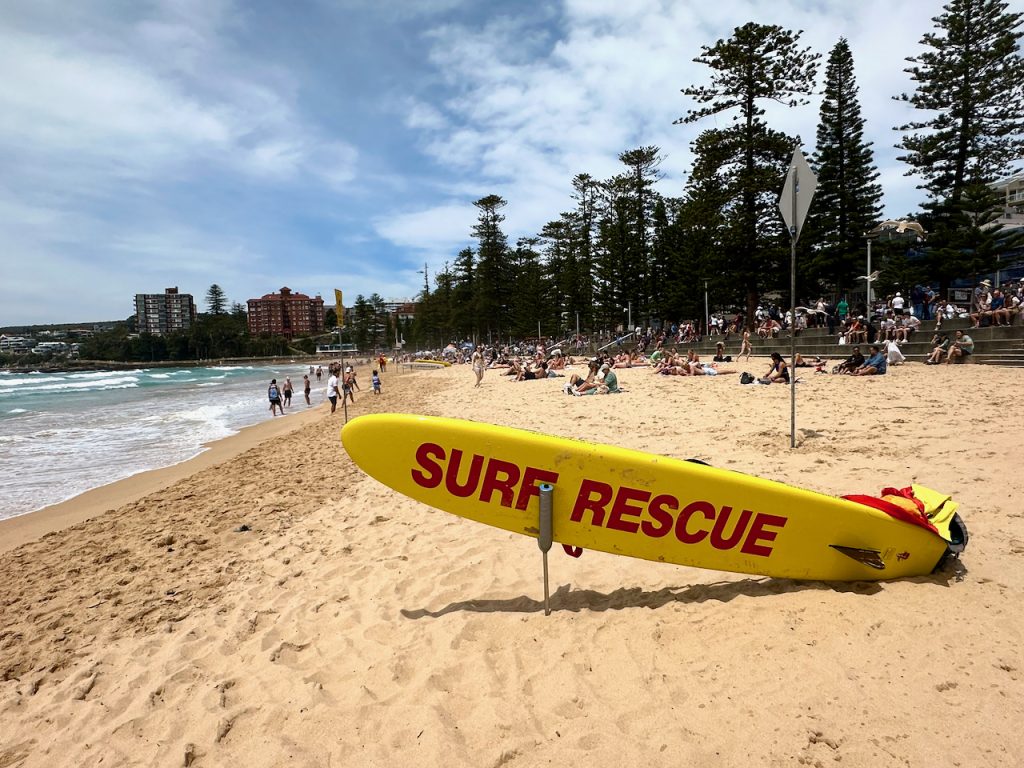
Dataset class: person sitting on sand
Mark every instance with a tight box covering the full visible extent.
[833,346,865,374]
[761,352,790,384]
[852,345,887,376]
[575,363,620,394]
[566,360,601,393]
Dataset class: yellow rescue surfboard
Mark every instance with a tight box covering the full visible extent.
[341,415,966,581]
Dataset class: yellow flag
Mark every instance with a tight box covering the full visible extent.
[334,289,345,328]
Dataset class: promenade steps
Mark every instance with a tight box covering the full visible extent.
[649,317,1024,368]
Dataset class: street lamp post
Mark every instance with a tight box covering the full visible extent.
[866,236,873,307]
[863,220,927,316]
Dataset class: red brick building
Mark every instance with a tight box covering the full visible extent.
[247,287,325,338]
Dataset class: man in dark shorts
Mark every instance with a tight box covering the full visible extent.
[268,379,283,416]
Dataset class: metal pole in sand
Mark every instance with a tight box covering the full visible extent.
[538,483,554,616]
[339,328,349,424]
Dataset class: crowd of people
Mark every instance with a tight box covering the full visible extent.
[267,278,1019,413]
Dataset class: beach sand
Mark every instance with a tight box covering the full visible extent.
[1,360,1022,767]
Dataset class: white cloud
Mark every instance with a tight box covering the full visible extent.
[0,0,981,325]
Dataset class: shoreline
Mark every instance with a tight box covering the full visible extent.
[0,400,330,555]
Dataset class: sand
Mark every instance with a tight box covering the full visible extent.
[1,359,1022,767]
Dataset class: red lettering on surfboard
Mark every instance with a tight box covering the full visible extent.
[410,443,560,511]
[515,466,560,511]
[411,442,445,488]
[569,481,787,557]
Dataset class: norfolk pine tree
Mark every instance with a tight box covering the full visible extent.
[205,284,227,315]
[676,23,820,327]
[895,0,1024,206]
[807,39,883,298]
[895,0,1024,287]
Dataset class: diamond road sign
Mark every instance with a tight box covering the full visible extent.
[778,148,817,241]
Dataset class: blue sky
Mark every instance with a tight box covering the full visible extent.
[2,0,960,326]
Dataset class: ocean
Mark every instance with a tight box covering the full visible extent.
[0,363,329,521]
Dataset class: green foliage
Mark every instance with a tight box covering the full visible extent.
[75,310,295,362]
[806,38,884,295]
[895,0,1024,204]
[206,284,227,315]
[676,22,819,324]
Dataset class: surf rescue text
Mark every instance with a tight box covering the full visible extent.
[411,443,788,557]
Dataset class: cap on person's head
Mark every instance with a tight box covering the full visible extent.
[981,279,992,287]
[346,366,353,372]
[600,363,610,371]
[895,292,901,297]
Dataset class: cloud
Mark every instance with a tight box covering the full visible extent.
[0,0,972,325]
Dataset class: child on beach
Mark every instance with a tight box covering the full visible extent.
[372,370,382,395]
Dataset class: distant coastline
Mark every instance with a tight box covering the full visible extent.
[0,354,372,375]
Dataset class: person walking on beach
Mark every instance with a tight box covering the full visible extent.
[316,365,323,383]
[472,345,485,387]
[282,377,293,408]
[268,379,283,416]
[326,370,339,413]
[740,328,752,362]
[342,367,356,404]
[303,374,311,405]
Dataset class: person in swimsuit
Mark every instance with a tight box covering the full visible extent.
[303,374,311,405]
[763,352,789,384]
[282,377,293,408]
[740,329,752,361]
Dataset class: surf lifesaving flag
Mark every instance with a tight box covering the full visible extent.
[334,289,345,328]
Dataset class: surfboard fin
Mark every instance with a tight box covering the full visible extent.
[829,545,886,570]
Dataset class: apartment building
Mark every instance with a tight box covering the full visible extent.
[135,287,197,335]
[247,287,325,338]
[992,170,1024,231]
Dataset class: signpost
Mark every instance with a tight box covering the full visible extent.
[778,148,817,449]
[335,288,349,423]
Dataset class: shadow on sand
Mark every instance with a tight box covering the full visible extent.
[399,557,968,619]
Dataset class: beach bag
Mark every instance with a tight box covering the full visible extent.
[269,384,279,399]
[739,372,755,385]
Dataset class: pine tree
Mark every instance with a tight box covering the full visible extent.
[616,147,663,325]
[895,0,1024,204]
[449,247,476,338]
[471,195,511,337]
[677,23,820,326]
[205,284,227,315]
[807,38,883,296]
